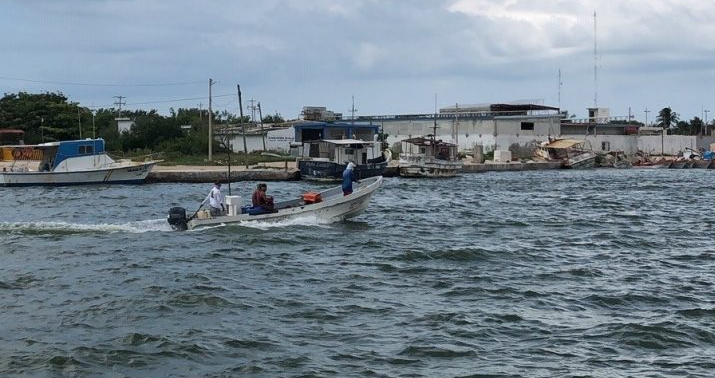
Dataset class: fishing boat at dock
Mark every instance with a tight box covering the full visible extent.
[0,138,158,186]
[398,136,462,178]
[167,175,383,231]
[296,139,388,181]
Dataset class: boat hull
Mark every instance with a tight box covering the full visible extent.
[398,156,462,178]
[0,162,155,186]
[184,176,383,230]
[398,164,461,177]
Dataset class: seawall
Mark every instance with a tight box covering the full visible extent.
[147,160,563,183]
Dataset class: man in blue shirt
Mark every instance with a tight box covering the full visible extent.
[342,162,358,195]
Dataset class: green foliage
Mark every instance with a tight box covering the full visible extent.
[656,107,679,129]
[262,112,285,123]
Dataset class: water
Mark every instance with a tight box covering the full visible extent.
[1,169,714,377]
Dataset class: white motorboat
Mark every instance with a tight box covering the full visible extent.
[0,138,157,186]
[167,175,383,231]
[398,136,463,178]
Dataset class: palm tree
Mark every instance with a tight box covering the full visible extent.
[656,107,679,131]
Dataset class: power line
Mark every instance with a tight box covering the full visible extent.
[0,75,205,87]
[87,93,235,109]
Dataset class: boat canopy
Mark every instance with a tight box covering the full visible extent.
[319,139,377,146]
[542,139,585,149]
[401,136,457,147]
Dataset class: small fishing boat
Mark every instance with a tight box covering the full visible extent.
[167,175,383,231]
[0,138,158,186]
[632,159,671,169]
[398,136,463,178]
[296,139,388,181]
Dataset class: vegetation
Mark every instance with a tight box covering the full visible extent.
[3,91,714,164]
[0,91,288,165]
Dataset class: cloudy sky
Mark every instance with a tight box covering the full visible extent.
[2,0,715,122]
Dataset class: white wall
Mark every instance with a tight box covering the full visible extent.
[227,127,295,153]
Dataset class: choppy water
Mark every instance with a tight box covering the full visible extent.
[1,169,715,377]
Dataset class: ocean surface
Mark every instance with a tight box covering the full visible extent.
[1,169,714,377]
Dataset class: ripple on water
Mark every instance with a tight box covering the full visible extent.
[2,171,715,376]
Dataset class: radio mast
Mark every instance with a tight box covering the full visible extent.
[593,10,598,108]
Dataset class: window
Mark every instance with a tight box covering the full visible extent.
[520,122,534,131]
[79,145,94,154]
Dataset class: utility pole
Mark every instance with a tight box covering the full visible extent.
[237,84,249,168]
[644,108,650,127]
[113,96,125,117]
[208,79,214,162]
[258,102,266,151]
[247,99,258,123]
[77,107,82,139]
[705,109,711,135]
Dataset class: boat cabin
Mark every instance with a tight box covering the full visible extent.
[400,136,459,161]
[1,139,109,172]
[299,139,384,165]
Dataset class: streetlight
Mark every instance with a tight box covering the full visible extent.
[705,109,710,135]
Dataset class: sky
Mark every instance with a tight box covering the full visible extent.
[2,0,715,123]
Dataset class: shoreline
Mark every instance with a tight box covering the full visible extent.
[147,160,564,183]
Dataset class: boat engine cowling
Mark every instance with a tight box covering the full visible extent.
[167,206,188,230]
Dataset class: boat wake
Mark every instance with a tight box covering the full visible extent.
[228,214,336,231]
[0,219,173,234]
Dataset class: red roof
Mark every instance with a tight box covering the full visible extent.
[0,129,24,134]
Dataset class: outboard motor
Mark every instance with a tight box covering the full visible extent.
[167,206,188,231]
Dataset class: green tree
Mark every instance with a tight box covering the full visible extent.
[0,91,84,143]
[262,112,285,123]
[656,107,679,131]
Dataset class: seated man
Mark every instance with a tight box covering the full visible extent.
[251,183,275,213]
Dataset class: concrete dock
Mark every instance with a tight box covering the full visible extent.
[147,160,563,183]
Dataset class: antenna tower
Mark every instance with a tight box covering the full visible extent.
[593,10,598,108]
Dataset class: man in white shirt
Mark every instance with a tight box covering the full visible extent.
[204,182,225,216]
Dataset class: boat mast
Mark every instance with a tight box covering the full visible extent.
[350,95,356,138]
[433,94,438,141]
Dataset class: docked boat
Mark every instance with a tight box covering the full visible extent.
[398,136,463,178]
[0,138,158,186]
[296,139,388,181]
[167,175,383,231]
[632,159,672,169]
[535,138,596,169]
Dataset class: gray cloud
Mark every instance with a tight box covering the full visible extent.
[2,0,715,120]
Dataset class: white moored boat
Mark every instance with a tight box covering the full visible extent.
[398,136,463,178]
[167,176,383,231]
[0,138,158,186]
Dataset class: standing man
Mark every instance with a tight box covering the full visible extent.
[342,162,358,196]
[204,182,225,216]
